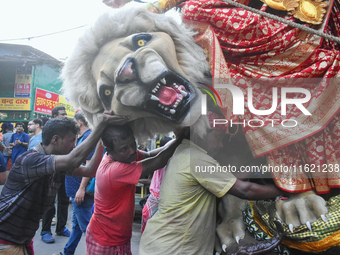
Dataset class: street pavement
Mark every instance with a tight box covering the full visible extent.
[33,205,142,255]
[0,185,142,255]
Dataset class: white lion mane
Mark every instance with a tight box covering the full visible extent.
[61,5,211,139]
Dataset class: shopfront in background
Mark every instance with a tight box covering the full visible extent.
[0,64,76,127]
[0,89,75,124]
[0,66,32,123]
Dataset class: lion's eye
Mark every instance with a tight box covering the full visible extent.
[133,33,152,51]
[105,89,111,96]
[99,85,114,110]
[138,40,145,47]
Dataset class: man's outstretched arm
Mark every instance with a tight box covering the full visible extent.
[228,179,283,200]
[140,130,187,178]
[69,141,105,177]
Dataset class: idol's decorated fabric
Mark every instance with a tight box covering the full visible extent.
[267,112,340,194]
[182,0,340,193]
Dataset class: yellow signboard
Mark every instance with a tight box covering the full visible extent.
[15,74,31,84]
[59,95,76,117]
[0,98,30,111]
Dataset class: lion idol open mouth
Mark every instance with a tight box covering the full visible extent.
[144,71,196,122]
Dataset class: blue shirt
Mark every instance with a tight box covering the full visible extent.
[9,132,30,163]
[0,152,6,173]
[28,133,42,150]
[2,131,13,157]
[65,129,94,198]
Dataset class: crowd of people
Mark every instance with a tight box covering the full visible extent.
[0,107,284,255]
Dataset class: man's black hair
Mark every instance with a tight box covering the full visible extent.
[15,122,24,128]
[51,106,66,118]
[30,118,43,128]
[42,118,79,146]
[101,125,134,151]
[41,116,50,126]
[74,111,88,127]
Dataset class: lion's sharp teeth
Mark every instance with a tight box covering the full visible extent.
[170,109,176,114]
[160,78,166,85]
[151,95,159,101]
[152,85,160,93]
[180,90,187,97]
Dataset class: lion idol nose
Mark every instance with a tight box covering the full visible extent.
[116,58,137,83]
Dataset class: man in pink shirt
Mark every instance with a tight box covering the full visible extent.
[86,125,184,255]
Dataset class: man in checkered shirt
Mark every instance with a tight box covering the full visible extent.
[0,112,128,255]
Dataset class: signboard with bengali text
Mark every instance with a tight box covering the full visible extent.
[34,88,59,115]
[59,95,76,117]
[0,98,30,111]
[34,88,76,117]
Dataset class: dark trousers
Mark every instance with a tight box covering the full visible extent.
[41,175,69,235]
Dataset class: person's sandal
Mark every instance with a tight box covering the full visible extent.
[41,233,55,243]
[56,228,70,237]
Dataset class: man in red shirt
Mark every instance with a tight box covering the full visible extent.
[86,125,184,255]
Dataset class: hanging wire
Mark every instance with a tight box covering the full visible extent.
[0,25,87,42]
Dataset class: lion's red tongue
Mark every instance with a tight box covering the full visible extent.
[157,86,178,106]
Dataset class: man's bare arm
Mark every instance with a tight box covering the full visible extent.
[143,145,168,158]
[0,171,8,185]
[140,135,184,178]
[69,141,105,177]
[17,140,29,148]
[228,179,282,200]
[74,159,92,205]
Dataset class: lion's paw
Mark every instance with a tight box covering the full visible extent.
[216,219,245,252]
[276,190,328,233]
[216,195,246,252]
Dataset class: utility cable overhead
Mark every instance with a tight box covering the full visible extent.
[0,25,87,42]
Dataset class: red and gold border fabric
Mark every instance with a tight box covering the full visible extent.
[182,0,340,192]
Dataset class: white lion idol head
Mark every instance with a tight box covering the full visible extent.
[61,6,210,138]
